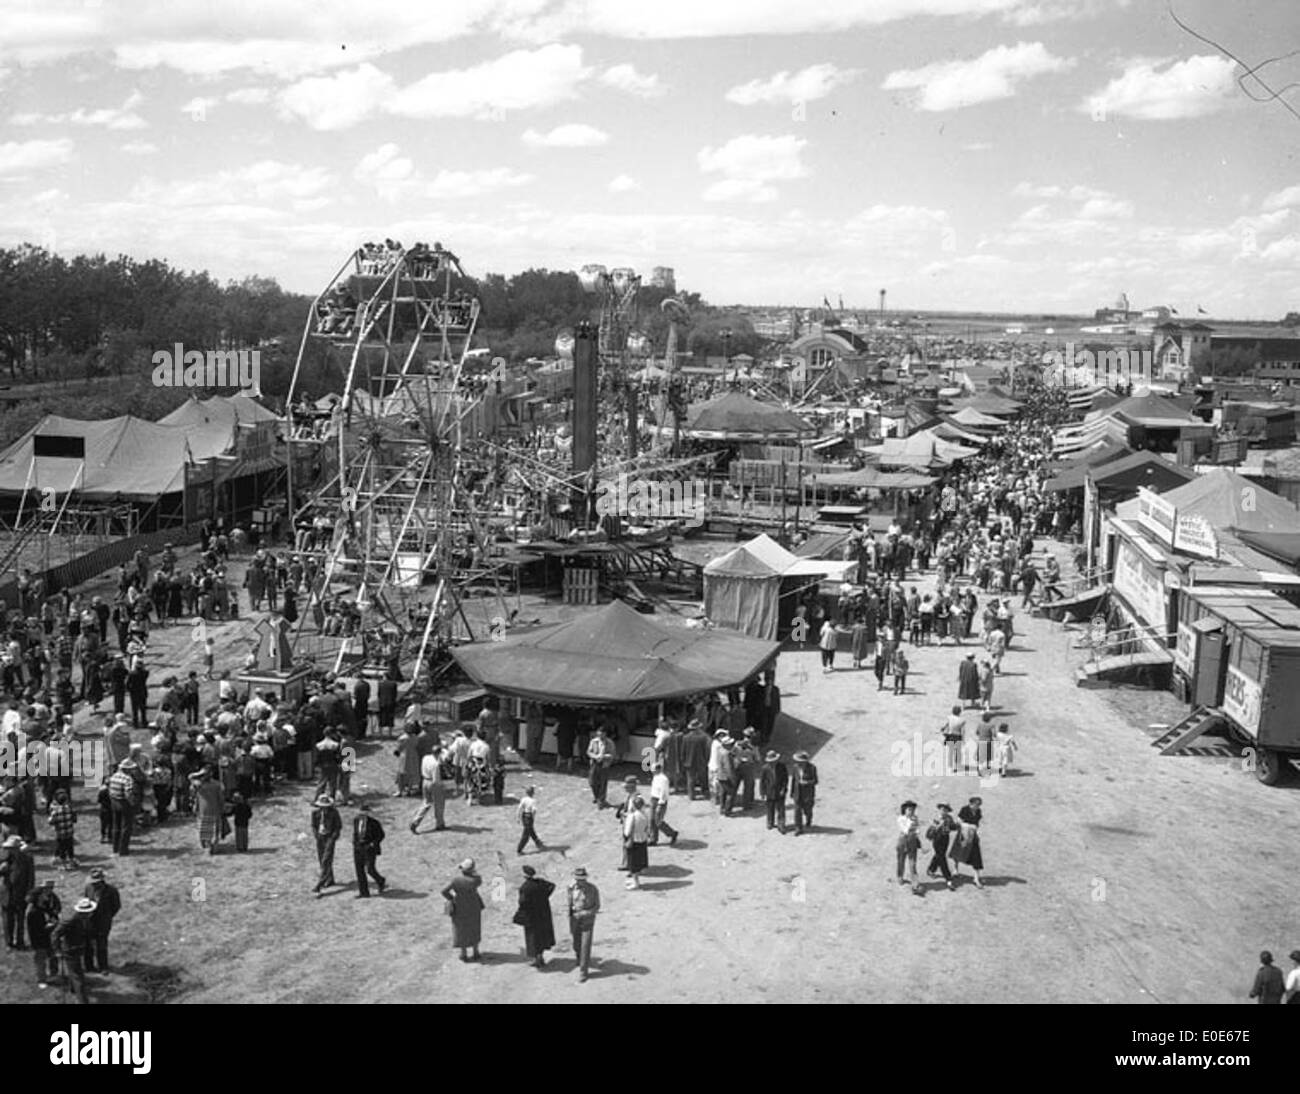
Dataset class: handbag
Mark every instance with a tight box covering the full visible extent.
[512,908,529,927]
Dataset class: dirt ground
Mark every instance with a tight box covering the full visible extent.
[3,547,1296,1005]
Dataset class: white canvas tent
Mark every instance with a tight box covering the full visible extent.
[703,533,854,639]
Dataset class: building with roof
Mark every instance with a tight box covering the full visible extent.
[1152,321,1213,382]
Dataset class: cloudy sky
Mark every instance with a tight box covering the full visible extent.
[2,0,1299,317]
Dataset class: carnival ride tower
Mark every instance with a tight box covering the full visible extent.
[284,241,501,676]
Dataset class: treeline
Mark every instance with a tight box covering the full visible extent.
[0,246,771,442]
[0,244,309,382]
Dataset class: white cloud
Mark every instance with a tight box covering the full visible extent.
[522,123,609,148]
[608,174,641,193]
[10,91,146,130]
[355,143,415,201]
[0,138,75,178]
[355,143,532,202]
[509,0,1026,42]
[599,63,664,97]
[962,141,994,151]
[1078,196,1134,220]
[703,178,779,203]
[1013,182,1111,201]
[389,44,590,120]
[1263,185,1300,212]
[1082,55,1237,121]
[883,41,1073,111]
[423,168,535,200]
[699,134,807,181]
[226,87,271,105]
[278,63,396,130]
[120,140,158,155]
[726,63,859,106]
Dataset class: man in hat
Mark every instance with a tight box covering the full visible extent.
[52,899,96,1003]
[566,867,600,983]
[716,735,739,816]
[26,879,61,986]
[83,867,121,972]
[1,834,35,948]
[759,750,789,834]
[107,757,141,856]
[733,729,760,811]
[791,751,818,835]
[351,802,386,898]
[586,726,614,808]
[680,719,710,800]
[310,794,342,895]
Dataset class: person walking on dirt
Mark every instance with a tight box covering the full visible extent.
[925,804,957,889]
[791,751,818,835]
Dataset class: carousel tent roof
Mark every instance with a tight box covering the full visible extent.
[0,414,196,498]
[863,430,980,470]
[682,391,813,439]
[1152,469,1300,534]
[451,600,780,706]
[949,406,1007,428]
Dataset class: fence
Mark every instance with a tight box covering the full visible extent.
[37,522,207,596]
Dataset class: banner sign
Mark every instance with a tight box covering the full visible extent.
[1113,540,1167,626]
[1174,623,1195,676]
[1223,664,1262,738]
[1173,513,1218,560]
[1135,486,1176,546]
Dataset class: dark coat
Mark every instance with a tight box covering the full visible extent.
[680,728,710,778]
[759,760,788,800]
[957,658,981,701]
[517,876,556,955]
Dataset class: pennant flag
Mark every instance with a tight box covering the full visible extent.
[1197,305,1208,315]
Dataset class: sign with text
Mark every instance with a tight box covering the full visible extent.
[1223,664,1262,738]
[1135,487,1176,547]
[1113,540,1167,627]
[1173,513,1218,560]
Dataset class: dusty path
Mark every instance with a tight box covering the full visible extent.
[4,553,1295,1004]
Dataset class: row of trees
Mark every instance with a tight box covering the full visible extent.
[0,245,310,381]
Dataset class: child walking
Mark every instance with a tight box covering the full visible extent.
[994,723,1019,777]
[48,789,79,868]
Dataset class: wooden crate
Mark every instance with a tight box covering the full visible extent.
[563,567,598,605]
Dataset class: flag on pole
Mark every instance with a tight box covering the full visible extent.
[1170,308,1179,315]
[822,296,832,309]
[1197,305,1208,315]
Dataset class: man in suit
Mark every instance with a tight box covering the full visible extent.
[679,719,711,801]
[566,867,600,983]
[791,751,818,835]
[0,835,35,948]
[351,802,386,897]
[82,867,121,972]
[759,750,789,834]
[52,900,96,1003]
[310,794,342,895]
[1250,951,1285,1004]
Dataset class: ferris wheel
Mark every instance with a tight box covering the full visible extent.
[284,240,504,677]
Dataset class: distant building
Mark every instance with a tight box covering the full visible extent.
[1152,321,1213,382]
[650,266,676,293]
[752,313,794,340]
[1142,305,1172,322]
[1212,335,1300,386]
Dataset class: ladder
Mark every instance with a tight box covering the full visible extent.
[1151,706,1232,756]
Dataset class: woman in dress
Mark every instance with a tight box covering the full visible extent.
[514,865,556,969]
[192,766,226,855]
[623,796,651,889]
[441,858,485,962]
[850,616,869,670]
[951,797,985,888]
[392,722,422,797]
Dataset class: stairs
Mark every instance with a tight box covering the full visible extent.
[1150,706,1235,757]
